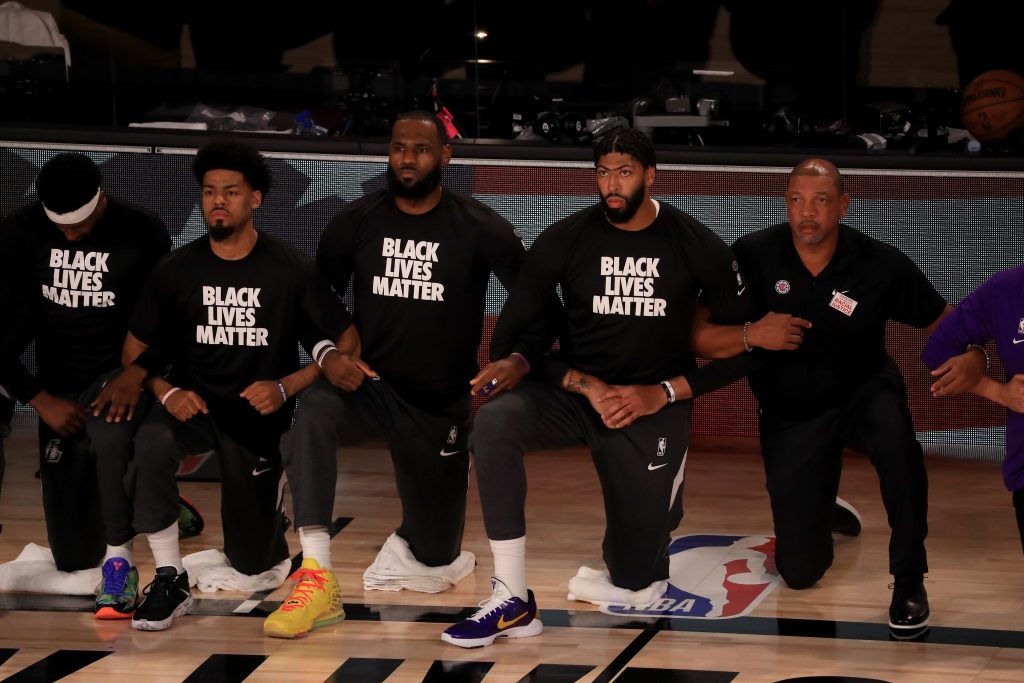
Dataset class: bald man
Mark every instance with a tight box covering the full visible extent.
[696,159,953,640]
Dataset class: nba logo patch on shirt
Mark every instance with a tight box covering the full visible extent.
[829,290,858,316]
[44,439,62,463]
[602,534,780,619]
[1018,317,1024,335]
[775,280,790,294]
[447,426,458,445]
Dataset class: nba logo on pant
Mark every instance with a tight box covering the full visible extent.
[44,439,62,463]
[447,426,458,445]
[604,534,780,619]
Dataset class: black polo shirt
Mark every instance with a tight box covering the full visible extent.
[732,223,946,419]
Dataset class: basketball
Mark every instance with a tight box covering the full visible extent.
[960,70,1024,143]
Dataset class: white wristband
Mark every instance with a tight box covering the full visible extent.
[160,386,181,406]
[660,380,676,404]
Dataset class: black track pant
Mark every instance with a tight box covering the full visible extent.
[472,378,691,591]
[133,405,288,575]
[758,361,929,589]
[38,370,153,571]
[281,377,471,568]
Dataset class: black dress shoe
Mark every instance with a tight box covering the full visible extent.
[889,575,929,640]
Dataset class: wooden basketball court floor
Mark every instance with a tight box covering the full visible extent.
[0,428,1021,683]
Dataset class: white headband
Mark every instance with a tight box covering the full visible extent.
[43,187,101,225]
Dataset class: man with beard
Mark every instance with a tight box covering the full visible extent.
[442,128,789,648]
[697,158,951,640]
[263,110,542,639]
[125,139,352,631]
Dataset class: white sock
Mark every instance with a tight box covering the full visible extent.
[104,540,134,567]
[299,526,332,569]
[490,536,527,600]
[147,522,183,574]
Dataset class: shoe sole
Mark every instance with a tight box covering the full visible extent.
[889,621,930,640]
[131,594,194,631]
[441,618,544,648]
[264,610,346,639]
[832,496,863,538]
[95,605,135,620]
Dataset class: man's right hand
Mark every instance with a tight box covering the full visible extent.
[30,392,87,435]
[321,350,375,391]
[164,389,208,422]
[999,374,1024,413]
[746,312,812,351]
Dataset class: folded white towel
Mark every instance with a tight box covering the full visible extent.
[362,533,475,593]
[567,565,667,608]
[0,543,101,595]
[182,549,290,593]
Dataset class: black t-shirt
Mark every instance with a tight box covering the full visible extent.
[493,202,749,388]
[130,232,351,430]
[0,199,170,401]
[733,223,947,419]
[317,189,526,414]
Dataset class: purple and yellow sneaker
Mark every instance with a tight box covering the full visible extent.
[442,578,543,648]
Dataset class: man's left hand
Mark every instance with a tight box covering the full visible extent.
[470,356,529,399]
[597,384,668,429]
[930,348,986,397]
[90,365,147,423]
[240,381,285,415]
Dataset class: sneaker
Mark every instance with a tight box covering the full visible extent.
[888,575,930,640]
[177,495,204,539]
[95,557,139,619]
[131,567,193,631]
[263,558,345,639]
[441,578,543,648]
[831,496,862,538]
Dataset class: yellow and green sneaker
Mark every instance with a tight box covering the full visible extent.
[263,558,344,638]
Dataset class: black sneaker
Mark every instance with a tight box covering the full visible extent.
[831,497,862,538]
[131,567,193,631]
[889,575,929,640]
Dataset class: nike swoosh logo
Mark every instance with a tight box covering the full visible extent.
[1014,338,1024,345]
[648,463,668,471]
[252,467,273,476]
[497,611,528,629]
[439,449,461,456]
[737,287,746,295]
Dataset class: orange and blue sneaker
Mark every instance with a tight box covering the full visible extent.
[95,557,139,619]
[263,558,345,639]
[441,578,543,648]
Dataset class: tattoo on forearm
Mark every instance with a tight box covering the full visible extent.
[566,370,590,393]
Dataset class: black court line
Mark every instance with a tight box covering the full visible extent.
[325,657,403,683]
[423,659,493,682]
[3,649,112,682]
[615,668,739,682]
[517,663,596,682]
[592,627,660,683]
[0,648,17,666]
[0,595,1021,652]
[182,654,266,682]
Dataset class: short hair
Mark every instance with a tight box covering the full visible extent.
[593,128,657,169]
[192,138,272,196]
[394,110,449,146]
[789,158,845,195]
[36,153,102,213]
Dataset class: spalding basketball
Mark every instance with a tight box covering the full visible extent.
[961,70,1024,143]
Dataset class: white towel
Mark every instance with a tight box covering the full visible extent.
[362,533,475,593]
[0,543,100,595]
[567,565,667,608]
[182,549,290,593]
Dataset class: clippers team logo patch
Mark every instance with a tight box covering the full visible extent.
[44,439,62,463]
[603,534,780,619]
[447,426,458,445]
[775,280,791,295]
[829,290,858,316]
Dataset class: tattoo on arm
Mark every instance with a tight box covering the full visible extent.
[566,370,590,393]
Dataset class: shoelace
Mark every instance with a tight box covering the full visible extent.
[281,568,329,612]
[102,566,130,595]
[469,593,513,622]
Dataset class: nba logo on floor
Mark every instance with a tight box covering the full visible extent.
[603,534,780,619]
